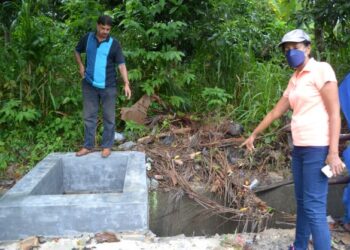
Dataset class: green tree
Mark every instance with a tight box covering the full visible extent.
[297,0,350,53]
[113,0,195,109]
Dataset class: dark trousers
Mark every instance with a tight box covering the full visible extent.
[292,146,330,250]
[82,81,116,149]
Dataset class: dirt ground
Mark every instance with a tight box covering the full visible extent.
[0,229,296,250]
[0,228,349,250]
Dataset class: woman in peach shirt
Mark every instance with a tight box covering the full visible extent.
[242,29,344,250]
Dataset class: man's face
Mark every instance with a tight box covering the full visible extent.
[96,24,111,39]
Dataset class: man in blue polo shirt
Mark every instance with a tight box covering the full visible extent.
[74,15,131,158]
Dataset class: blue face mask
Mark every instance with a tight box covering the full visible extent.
[285,49,305,68]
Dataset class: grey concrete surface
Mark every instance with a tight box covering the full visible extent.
[0,152,148,240]
[258,183,345,217]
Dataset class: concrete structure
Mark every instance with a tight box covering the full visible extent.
[0,152,148,240]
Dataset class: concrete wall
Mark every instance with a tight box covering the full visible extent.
[62,155,128,194]
[0,152,148,240]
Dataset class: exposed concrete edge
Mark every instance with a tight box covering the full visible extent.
[1,154,62,199]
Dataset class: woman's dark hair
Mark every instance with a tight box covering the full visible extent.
[303,41,311,47]
[97,15,113,26]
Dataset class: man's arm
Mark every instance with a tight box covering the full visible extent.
[118,63,131,99]
[74,33,88,79]
[74,51,85,79]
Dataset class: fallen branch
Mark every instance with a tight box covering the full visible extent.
[170,163,270,221]
[138,127,192,143]
[198,137,245,147]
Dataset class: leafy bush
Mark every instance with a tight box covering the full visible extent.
[0,100,41,125]
[113,0,195,109]
[201,87,232,111]
[124,120,149,141]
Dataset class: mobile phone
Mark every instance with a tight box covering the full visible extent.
[321,165,333,178]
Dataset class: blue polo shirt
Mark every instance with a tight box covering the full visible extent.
[75,32,125,88]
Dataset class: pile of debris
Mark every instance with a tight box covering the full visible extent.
[148,123,287,213]
[119,96,292,227]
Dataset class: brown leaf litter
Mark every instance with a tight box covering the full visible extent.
[134,114,292,229]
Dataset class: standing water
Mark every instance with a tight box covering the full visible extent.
[149,184,345,236]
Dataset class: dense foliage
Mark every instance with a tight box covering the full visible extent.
[1,0,350,176]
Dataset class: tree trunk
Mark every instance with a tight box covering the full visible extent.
[1,25,10,45]
[313,0,325,56]
[314,23,325,55]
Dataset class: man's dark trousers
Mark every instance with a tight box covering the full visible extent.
[82,80,116,149]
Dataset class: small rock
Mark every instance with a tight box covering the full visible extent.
[150,178,159,190]
[94,232,119,243]
[120,233,145,241]
[161,135,175,146]
[114,132,125,142]
[145,230,157,239]
[268,172,284,183]
[227,148,244,164]
[19,236,39,250]
[37,236,46,244]
[154,175,164,180]
[118,141,136,150]
[227,122,244,136]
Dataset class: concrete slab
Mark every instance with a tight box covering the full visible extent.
[0,152,148,240]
